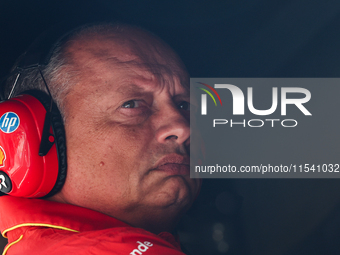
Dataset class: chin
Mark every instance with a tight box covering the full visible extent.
[151,176,195,210]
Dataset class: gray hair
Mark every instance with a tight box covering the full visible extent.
[3,23,131,121]
[3,41,75,122]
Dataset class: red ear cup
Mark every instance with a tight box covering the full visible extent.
[0,90,66,198]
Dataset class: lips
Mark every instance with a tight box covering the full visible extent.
[153,154,190,175]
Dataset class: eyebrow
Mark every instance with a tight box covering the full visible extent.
[116,84,146,95]
[115,78,189,98]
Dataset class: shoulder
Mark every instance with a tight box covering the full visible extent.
[5,226,186,255]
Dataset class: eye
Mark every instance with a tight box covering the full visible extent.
[178,101,190,111]
[121,100,142,108]
[119,99,151,119]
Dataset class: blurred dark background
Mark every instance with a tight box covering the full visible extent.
[2,1,340,254]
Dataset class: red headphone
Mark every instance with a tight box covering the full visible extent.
[0,27,70,198]
[0,89,67,198]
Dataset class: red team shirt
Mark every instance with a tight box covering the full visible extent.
[0,196,186,255]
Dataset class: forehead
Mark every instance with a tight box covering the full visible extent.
[66,30,189,95]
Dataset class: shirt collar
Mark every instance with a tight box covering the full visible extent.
[0,196,129,234]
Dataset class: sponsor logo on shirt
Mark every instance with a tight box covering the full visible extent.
[130,241,153,255]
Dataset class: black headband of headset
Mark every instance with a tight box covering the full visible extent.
[1,21,119,100]
[17,20,107,70]
[0,24,73,101]
[19,25,77,70]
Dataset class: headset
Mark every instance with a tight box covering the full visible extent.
[0,27,71,198]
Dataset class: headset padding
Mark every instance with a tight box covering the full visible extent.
[23,90,67,198]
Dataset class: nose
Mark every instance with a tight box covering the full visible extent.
[155,104,190,145]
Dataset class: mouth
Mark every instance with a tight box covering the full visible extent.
[152,154,190,175]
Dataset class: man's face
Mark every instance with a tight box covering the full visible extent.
[54,32,201,232]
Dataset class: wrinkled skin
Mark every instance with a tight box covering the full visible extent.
[50,27,201,234]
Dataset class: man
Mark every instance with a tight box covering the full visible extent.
[0,23,201,254]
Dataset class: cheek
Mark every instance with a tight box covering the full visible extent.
[66,121,155,178]
[105,124,155,156]
[64,113,157,184]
